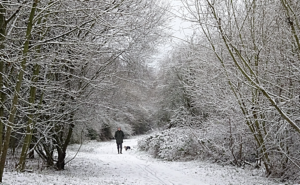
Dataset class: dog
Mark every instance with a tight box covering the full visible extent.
[124,146,131,151]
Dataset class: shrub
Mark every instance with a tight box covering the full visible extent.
[138,128,202,161]
[86,128,98,140]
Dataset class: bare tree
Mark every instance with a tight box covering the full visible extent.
[0,0,168,180]
[179,0,300,181]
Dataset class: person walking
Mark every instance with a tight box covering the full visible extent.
[114,127,124,154]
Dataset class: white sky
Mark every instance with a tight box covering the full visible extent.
[167,0,194,41]
[147,0,194,68]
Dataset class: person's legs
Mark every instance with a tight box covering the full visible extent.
[116,143,123,154]
[117,143,121,154]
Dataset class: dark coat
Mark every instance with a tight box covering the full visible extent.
[114,130,124,144]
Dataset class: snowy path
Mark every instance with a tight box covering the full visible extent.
[3,137,279,185]
[65,138,202,185]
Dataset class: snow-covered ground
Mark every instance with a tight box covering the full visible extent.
[2,137,282,185]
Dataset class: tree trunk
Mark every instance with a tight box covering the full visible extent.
[18,63,41,171]
[35,140,54,167]
[56,123,74,170]
[0,0,7,156]
[0,1,38,182]
[56,148,66,170]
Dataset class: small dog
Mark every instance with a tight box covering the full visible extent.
[124,146,131,151]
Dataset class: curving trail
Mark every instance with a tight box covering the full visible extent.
[3,137,277,185]
[69,138,203,185]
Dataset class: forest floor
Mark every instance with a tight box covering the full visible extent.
[2,136,284,185]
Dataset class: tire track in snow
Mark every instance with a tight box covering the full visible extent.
[135,163,170,185]
[90,138,201,185]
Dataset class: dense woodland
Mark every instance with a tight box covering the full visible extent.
[0,0,300,184]
[143,0,300,183]
[0,0,166,182]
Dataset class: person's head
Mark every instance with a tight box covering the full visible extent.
[117,127,121,131]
